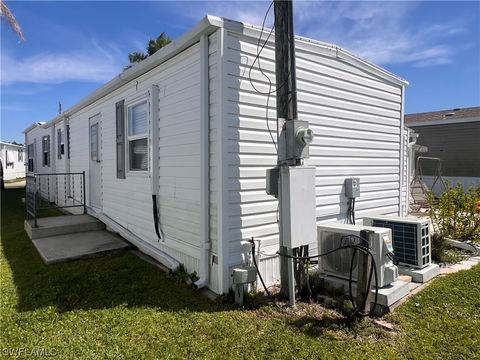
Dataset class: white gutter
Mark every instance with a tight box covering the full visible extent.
[194,33,211,289]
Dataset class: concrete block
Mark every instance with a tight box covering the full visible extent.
[398,263,440,283]
[323,275,410,308]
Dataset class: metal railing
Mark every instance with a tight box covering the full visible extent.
[26,171,86,227]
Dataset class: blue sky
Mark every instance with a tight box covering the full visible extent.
[1,1,479,143]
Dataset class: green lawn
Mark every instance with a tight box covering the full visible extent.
[1,188,479,359]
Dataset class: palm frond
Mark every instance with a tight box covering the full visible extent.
[0,0,25,41]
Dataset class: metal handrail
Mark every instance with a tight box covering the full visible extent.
[26,171,86,227]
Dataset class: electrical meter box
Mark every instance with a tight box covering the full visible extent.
[280,166,317,249]
[345,177,360,198]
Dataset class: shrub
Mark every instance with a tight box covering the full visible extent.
[427,183,480,243]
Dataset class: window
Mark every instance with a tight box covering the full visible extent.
[27,143,35,172]
[18,149,23,162]
[57,128,64,159]
[5,150,13,168]
[42,135,50,167]
[90,123,99,161]
[115,100,125,179]
[127,101,148,171]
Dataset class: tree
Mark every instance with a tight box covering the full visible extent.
[0,0,25,41]
[128,32,172,65]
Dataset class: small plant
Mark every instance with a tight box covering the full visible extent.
[427,183,480,243]
[430,233,464,264]
[170,264,198,285]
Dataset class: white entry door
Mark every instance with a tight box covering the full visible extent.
[89,114,102,210]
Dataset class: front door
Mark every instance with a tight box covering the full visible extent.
[89,114,102,210]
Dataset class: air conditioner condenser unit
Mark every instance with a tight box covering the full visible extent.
[317,223,398,288]
[363,216,431,269]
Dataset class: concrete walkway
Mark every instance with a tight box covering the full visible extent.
[25,214,131,264]
[32,230,130,264]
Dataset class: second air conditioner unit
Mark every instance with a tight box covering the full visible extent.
[363,215,431,269]
[317,223,398,288]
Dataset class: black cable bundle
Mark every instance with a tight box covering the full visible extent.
[346,198,356,225]
[248,237,271,298]
[293,245,312,300]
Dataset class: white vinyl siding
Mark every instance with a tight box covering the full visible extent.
[223,28,404,274]
[60,41,204,276]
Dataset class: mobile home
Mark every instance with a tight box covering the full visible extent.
[24,16,409,295]
[0,141,25,181]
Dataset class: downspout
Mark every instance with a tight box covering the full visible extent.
[398,85,406,216]
[64,117,70,174]
[194,33,211,289]
[150,84,165,241]
[50,125,56,202]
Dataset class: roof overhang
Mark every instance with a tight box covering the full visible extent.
[406,116,480,128]
[0,141,24,148]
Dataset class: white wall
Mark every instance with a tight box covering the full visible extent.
[221,26,406,287]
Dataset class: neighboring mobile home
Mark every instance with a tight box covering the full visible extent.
[0,141,25,181]
[24,16,409,295]
[405,107,480,194]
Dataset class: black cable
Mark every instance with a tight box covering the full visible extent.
[151,194,162,241]
[279,235,380,317]
[352,198,355,225]
[248,0,292,155]
[249,237,272,298]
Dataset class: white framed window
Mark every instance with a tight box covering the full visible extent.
[57,128,64,159]
[27,143,35,172]
[42,135,50,167]
[18,149,24,162]
[127,100,148,172]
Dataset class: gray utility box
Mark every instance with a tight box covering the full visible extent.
[266,167,279,197]
[345,177,360,198]
[278,120,313,162]
[280,166,317,249]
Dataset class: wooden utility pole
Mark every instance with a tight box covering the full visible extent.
[274,0,298,299]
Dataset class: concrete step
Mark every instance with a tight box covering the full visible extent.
[32,230,131,264]
[24,214,105,240]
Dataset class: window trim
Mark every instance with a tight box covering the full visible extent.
[126,98,149,173]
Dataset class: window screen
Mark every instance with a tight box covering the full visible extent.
[127,100,148,171]
[128,101,148,136]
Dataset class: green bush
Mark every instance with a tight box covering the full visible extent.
[427,183,480,243]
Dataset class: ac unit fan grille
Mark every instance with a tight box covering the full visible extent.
[371,220,429,267]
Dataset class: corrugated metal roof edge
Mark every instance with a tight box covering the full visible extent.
[24,14,408,134]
